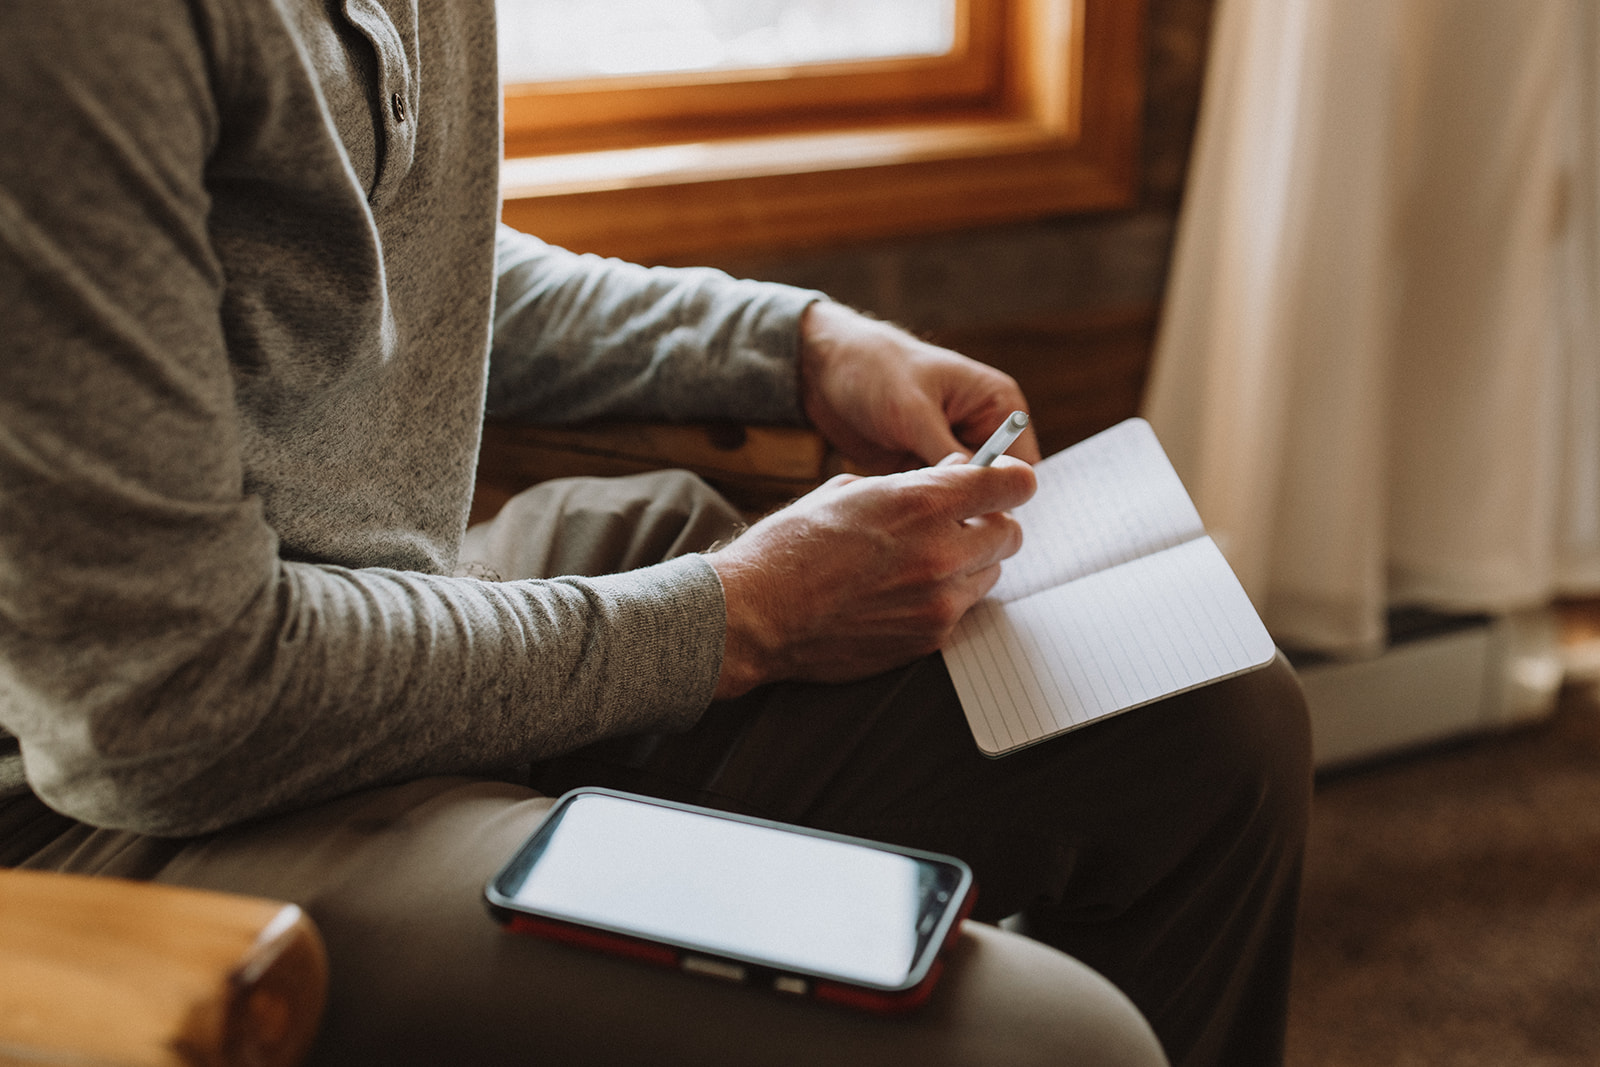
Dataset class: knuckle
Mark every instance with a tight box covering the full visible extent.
[909,544,964,586]
[999,514,1025,557]
[917,588,968,632]
[926,542,964,578]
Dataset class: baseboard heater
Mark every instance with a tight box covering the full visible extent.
[1289,608,1565,770]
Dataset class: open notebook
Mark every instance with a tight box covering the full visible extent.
[941,418,1276,758]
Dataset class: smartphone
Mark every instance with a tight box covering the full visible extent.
[484,788,975,1012]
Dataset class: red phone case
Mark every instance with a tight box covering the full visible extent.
[499,886,976,1013]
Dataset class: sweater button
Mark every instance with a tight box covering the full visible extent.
[390,92,406,123]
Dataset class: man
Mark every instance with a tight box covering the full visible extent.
[0,1,1312,1064]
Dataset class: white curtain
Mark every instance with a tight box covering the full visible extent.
[1144,0,1600,657]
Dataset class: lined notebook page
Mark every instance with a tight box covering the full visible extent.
[941,419,1275,757]
[989,419,1206,603]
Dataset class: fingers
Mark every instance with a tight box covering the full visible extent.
[921,454,1037,519]
[958,509,1025,575]
[818,471,864,491]
[1008,423,1043,465]
[906,418,969,469]
[962,559,1005,602]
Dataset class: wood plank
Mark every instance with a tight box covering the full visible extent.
[472,421,852,523]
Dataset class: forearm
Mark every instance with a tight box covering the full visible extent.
[488,225,820,425]
[4,552,722,837]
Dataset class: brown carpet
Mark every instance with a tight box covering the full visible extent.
[1286,682,1600,1065]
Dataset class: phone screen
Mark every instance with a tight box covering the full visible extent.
[488,790,970,990]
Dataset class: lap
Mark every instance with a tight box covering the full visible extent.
[532,648,1310,932]
[466,471,1310,1064]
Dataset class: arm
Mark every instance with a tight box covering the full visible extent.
[487,226,820,427]
[486,253,1044,698]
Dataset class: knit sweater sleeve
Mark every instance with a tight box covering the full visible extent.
[0,0,739,836]
[488,225,821,426]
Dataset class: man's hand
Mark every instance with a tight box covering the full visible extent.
[799,301,1042,472]
[707,456,1036,699]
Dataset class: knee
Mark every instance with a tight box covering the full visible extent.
[941,924,1169,1066]
[641,468,745,524]
[1243,653,1313,806]
[1196,652,1314,851]
[627,468,748,557]
[465,470,746,578]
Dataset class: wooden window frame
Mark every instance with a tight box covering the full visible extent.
[499,0,1146,264]
[503,0,1010,156]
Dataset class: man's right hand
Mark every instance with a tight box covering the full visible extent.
[706,455,1036,699]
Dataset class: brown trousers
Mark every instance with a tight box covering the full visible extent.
[2,471,1311,1067]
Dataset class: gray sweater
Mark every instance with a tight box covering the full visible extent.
[0,0,816,834]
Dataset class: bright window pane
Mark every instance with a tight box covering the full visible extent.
[498,0,959,82]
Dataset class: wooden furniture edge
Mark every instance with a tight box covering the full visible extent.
[0,868,328,1067]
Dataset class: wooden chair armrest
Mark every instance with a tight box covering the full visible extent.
[471,420,859,524]
[0,868,327,1067]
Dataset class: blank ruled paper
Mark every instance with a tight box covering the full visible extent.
[986,418,1206,603]
[941,419,1276,757]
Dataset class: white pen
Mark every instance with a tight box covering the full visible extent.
[968,410,1030,467]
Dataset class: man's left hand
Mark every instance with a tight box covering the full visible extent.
[798,300,1042,473]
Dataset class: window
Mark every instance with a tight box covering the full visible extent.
[498,0,1146,263]
[498,0,998,156]
[498,0,961,83]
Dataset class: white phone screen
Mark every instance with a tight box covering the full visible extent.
[504,793,958,987]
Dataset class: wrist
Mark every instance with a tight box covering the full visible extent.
[799,300,913,467]
[797,299,848,428]
[706,543,784,700]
